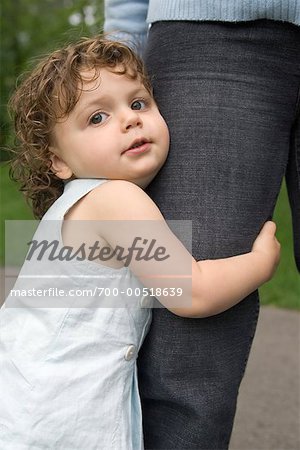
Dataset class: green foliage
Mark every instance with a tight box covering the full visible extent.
[0,0,104,160]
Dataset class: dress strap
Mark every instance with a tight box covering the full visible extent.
[43,179,107,220]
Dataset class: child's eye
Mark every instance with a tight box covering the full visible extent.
[89,112,109,125]
[131,100,147,111]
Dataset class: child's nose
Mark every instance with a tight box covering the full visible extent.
[121,109,142,131]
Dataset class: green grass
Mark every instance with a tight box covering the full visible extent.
[0,162,299,309]
[0,163,34,219]
[259,182,300,309]
[0,162,34,264]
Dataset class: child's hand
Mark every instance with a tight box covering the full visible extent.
[251,221,281,281]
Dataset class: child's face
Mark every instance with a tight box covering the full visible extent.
[50,67,169,188]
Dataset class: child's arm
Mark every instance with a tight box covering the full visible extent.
[70,180,280,318]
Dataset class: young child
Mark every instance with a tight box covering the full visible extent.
[0,36,280,449]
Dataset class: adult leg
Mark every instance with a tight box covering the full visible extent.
[138,20,300,449]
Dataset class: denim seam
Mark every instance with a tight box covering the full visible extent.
[291,69,300,189]
[294,119,300,190]
[293,79,300,123]
[241,294,260,377]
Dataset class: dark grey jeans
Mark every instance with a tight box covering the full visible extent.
[138,20,300,449]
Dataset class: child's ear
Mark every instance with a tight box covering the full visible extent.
[49,148,73,180]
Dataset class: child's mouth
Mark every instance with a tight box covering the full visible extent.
[122,139,151,155]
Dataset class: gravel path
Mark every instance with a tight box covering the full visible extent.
[230,306,300,450]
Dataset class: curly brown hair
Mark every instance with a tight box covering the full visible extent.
[9,35,153,219]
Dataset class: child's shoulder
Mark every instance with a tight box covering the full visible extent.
[81,180,163,221]
[96,179,144,197]
[91,179,147,204]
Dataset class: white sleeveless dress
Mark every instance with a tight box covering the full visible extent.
[0,179,152,449]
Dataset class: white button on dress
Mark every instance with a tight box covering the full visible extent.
[125,344,136,361]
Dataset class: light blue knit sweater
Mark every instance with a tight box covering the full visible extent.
[104,0,300,53]
[147,0,300,24]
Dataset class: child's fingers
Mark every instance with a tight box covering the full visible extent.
[260,220,276,236]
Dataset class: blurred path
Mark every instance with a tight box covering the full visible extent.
[230,306,300,450]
